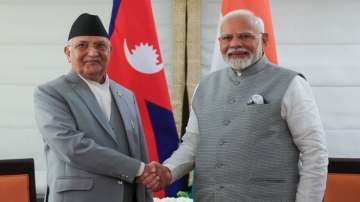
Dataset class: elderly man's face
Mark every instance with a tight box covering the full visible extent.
[64,36,111,82]
[219,15,268,71]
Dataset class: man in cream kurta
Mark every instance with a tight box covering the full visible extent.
[142,9,328,202]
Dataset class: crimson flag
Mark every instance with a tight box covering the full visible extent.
[108,0,187,197]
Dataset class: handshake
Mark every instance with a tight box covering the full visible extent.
[136,161,172,191]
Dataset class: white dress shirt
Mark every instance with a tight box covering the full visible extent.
[164,75,328,202]
[79,74,145,176]
[79,74,112,121]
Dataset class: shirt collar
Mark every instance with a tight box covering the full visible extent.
[78,74,110,90]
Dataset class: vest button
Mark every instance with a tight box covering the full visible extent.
[219,140,226,145]
[223,120,231,126]
[216,163,223,168]
[227,98,236,104]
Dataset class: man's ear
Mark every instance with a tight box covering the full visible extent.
[261,33,269,47]
[64,46,71,63]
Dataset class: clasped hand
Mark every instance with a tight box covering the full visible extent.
[136,161,172,191]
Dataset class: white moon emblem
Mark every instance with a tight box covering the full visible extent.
[123,39,163,74]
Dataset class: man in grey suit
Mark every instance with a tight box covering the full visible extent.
[140,9,328,202]
[34,13,154,202]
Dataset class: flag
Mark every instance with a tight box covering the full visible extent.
[108,0,187,198]
[210,0,278,72]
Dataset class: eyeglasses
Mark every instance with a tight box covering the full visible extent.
[219,32,263,43]
[70,41,110,52]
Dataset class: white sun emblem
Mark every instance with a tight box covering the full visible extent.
[123,39,163,74]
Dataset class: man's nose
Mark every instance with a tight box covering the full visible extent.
[87,46,100,56]
[229,37,244,47]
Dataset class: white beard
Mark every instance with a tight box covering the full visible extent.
[225,55,253,71]
[223,42,263,71]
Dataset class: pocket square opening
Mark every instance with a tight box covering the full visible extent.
[247,94,268,105]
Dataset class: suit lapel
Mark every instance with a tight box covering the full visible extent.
[65,71,119,144]
[110,81,139,158]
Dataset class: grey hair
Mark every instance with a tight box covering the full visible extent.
[65,37,111,47]
[219,9,265,33]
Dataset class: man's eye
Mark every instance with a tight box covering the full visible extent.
[96,44,107,50]
[221,35,233,41]
[76,43,87,48]
[238,33,255,40]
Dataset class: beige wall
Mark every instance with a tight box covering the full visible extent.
[0,0,359,195]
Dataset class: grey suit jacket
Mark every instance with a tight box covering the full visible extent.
[34,71,153,202]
